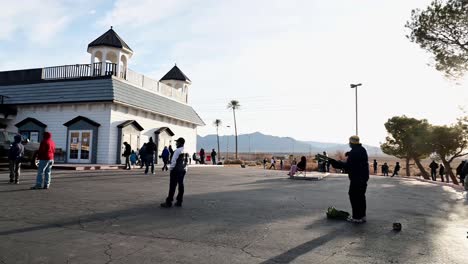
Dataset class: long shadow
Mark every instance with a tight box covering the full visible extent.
[0,174,466,263]
[0,188,32,193]
[260,228,344,264]
[0,203,158,236]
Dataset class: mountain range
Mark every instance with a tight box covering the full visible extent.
[197,132,385,156]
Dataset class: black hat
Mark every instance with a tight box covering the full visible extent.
[175,137,185,145]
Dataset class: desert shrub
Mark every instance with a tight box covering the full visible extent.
[224,159,244,165]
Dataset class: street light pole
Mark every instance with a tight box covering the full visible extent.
[350,83,362,135]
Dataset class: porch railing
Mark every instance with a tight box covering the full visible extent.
[42,63,117,80]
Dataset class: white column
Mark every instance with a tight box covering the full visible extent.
[116,51,122,78]
[101,50,107,76]
[90,53,95,77]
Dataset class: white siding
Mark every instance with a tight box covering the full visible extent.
[4,102,199,165]
[110,103,197,163]
[6,103,112,163]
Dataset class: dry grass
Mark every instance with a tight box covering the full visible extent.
[226,152,462,176]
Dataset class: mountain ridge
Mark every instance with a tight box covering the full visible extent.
[197,132,385,156]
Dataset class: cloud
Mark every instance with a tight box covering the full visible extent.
[98,0,468,145]
[0,0,92,45]
[98,0,195,28]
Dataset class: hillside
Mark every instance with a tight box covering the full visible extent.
[197,132,385,156]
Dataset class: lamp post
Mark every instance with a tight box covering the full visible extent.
[350,83,362,135]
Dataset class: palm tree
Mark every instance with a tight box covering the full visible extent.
[213,119,222,159]
[227,100,240,159]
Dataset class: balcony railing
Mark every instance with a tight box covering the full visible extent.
[0,62,188,103]
[42,63,117,80]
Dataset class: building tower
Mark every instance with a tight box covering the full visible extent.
[160,64,191,103]
[87,27,133,78]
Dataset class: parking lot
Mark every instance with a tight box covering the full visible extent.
[0,167,467,264]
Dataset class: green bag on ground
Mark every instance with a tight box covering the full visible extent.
[326,207,350,220]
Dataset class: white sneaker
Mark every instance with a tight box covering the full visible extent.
[347,217,366,223]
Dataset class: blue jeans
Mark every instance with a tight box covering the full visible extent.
[36,160,54,187]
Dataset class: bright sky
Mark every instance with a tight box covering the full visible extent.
[1,0,467,146]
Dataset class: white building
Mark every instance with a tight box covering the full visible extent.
[0,28,204,164]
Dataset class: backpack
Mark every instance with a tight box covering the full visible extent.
[174,152,187,173]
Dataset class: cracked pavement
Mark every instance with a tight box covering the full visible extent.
[0,167,467,263]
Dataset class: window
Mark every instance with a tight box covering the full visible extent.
[19,131,39,143]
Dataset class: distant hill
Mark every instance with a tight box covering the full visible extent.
[197,132,385,156]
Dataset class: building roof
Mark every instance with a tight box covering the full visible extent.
[154,127,175,136]
[88,28,133,52]
[63,116,101,127]
[0,78,205,126]
[160,65,191,82]
[112,79,204,125]
[15,117,47,128]
[117,120,144,131]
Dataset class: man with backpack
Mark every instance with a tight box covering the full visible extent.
[161,137,188,208]
[8,135,24,184]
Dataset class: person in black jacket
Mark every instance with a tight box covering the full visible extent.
[456,161,466,186]
[429,161,438,181]
[328,135,369,223]
[145,137,157,174]
[122,142,131,170]
[9,135,24,184]
[391,162,400,177]
[462,161,468,190]
[439,164,446,182]
[169,145,174,161]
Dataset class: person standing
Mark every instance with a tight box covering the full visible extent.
[263,158,267,169]
[439,164,445,182]
[322,151,329,172]
[145,137,157,175]
[328,136,369,223]
[462,161,468,190]
[211,149,217,165]
[280,159,284,170]
[391,162,400,177]
[123,142,131,170]
[31,132,56,190]
[269,157,276,170]
[130,150,137,169]
[161,137,188,208]
[382,163,389,176]
[169,145,174,161]
[429,161,438,181]
[161,146,170,171]
[139,143,147,169]
[8,135,24,184]
[373,160,378,175]
[199,148,205,164]
[457,161,466,186]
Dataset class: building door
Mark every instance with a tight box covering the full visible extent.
[120,133,139,164]
[68,130,93,163]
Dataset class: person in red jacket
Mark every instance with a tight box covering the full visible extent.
[31,132,56,190]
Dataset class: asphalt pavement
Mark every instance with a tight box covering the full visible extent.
[0,167,466,264]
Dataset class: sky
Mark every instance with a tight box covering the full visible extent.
[1,0,467,146]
